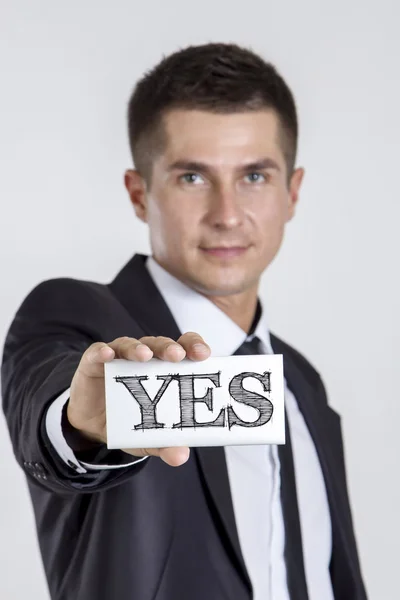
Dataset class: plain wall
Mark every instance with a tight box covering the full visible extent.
[1,1,399,598]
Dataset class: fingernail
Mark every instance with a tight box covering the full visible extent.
[192,343,209,353]
[102,346,114,356]
[136,344,152,355]
[167,344,185,356]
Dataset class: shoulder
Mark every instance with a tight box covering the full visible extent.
[8,277,118,344]
[18,277,110,317]
[10,274,145,343]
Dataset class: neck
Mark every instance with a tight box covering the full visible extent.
[205,288,259,334]
[149,255,259,333]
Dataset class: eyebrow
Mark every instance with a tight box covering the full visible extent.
[166,158,281,174]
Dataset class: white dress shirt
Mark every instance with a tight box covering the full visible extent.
[46,256,334,600]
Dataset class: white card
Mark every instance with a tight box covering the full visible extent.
[104,354,285,449]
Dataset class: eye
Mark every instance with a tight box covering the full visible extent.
[244,172,266,183]
[179,172,204,185]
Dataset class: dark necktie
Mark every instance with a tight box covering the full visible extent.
[234,336,309,600]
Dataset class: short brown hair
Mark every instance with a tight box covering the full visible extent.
[127,42,298,187]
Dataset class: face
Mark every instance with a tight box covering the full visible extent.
[125,109,304,298]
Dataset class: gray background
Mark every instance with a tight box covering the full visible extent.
[1,1,398,598]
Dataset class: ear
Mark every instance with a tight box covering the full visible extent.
[287,167,305,221]
[124,169,148,223]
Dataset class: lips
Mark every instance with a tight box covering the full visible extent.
[200,246,248,258]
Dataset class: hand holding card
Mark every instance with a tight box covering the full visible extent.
[67,332,211,466]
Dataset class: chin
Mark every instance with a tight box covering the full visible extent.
[189,273,254,297]
[179,256,260,296]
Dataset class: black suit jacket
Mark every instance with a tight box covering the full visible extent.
[1,254,367,600]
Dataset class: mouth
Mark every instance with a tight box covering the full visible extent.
[199,246,249,259]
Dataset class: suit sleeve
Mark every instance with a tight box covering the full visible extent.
[45,387,148,472]
[1,278,149,495]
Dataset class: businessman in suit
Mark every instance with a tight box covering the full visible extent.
[1,42,367,599]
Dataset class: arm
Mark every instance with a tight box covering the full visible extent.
[1,278,209,495]
[1,279,149,494]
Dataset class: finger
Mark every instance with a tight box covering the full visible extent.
[79,342,116,378]
[177,332,211,361]
[108,337,153,361]
[139,336,186,362]
[159,447,190,466]
[122,446,190,467]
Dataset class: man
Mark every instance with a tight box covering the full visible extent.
[1,42,367,599]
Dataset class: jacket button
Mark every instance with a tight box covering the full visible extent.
[35,462,47,476]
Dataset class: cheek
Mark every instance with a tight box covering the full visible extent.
[147,196,198,250]
[147,196,176,231]
[251,197,287,234]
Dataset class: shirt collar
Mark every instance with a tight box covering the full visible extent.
[146,256,273,356]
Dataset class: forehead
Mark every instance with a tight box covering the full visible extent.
[160,109,283,165]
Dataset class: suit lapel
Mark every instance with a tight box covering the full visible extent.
[270,334,357,596]
[109,253,252,593]
[109,254,182,340]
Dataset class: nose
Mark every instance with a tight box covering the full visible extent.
[206,185,244,230]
